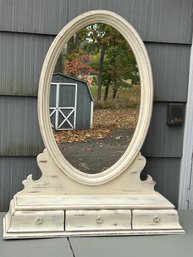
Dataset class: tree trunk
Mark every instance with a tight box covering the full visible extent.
[112,87,117,100]
[97,44,105,102]
[103,83,110,101]
[54,54,64,73]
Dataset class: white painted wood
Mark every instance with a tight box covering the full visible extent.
[15,194,173,210]
[90,101,94,128]
[6,210,64,232]
[38,10,153,185]
[66,210,131,231]
[19,150,157,196]
[133,210,183,230]
[3,226,184,240]
[3,10,184,239]
[50,82,78,130]
[3,149,184,238]
[179,39,193,210]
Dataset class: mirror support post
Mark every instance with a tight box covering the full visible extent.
[4,149,184,238]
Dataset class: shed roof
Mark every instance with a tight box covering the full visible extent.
[52,73,94,101]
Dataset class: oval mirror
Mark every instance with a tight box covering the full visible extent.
[38,10,153,185]
[50,22,141,174]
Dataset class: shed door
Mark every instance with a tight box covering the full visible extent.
[50,83,78,130]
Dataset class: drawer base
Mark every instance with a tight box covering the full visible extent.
[3,219,184,240]
[3,198,184,239]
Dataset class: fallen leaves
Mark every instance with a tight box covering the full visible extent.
[54,108,139,144]
[54,128,111,144]
[94,108,139,130]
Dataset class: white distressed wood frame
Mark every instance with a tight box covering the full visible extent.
[38,10,153,185]
[3,10,184,239]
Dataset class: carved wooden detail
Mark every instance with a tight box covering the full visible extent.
[3,10,184,239]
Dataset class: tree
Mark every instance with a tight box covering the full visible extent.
[65,51,95,79]
[81,23,139,101]
[55,23,139,103]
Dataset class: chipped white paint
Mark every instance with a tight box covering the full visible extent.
[3,10,184,239]
[3,149,184,238]
[6,209,64,233]
[66,210,131,231]
[38,10,153,185]
[132,210,182,230]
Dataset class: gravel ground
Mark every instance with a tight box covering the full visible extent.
[58,128,134,174]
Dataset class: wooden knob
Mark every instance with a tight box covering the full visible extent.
[153,216,161,223]
[96,216,104,224]
[35,217,44,225]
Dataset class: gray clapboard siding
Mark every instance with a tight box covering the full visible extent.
[0,97,184,158]
[146,43,190,102]
[142,102,184,158]
[141,157,181,207]
[0,0,69,36]
[0,0,191,211]
[0,31,190,103]
[0,156,180,211]
[0,0,192,44]
[68,0,193,44]
[0,156,40,211]
[0,96,44,156]
[0,32,54,96]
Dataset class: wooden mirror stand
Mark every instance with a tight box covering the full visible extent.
[3,10,184,239]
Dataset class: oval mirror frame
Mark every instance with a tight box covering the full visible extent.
[38,10,153,186]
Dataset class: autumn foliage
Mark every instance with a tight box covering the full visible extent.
[65,52,95,81]
[54,108,139,144]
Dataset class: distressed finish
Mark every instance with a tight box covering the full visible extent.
[3,10,184,239]
[6,209,64,233]
[3,150,183,238]
[68,211,193,257]
[66,210,132,231]
[132,210,182,230]
[0,0,192,216]
[38,10,153,185]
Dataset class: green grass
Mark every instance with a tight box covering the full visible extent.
[90,85,141,110]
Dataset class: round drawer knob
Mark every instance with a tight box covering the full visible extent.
[153,216,161,223]
[96,216,104,224]
[35,217,44,225]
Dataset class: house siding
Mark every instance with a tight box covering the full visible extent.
[0,0,192,211]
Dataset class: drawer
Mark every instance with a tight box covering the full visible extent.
[132,209,182,230]
[8,210,64,232]
[65,210,131,231]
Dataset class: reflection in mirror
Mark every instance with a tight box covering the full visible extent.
[49,23,140,174]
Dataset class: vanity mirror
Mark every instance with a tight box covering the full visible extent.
[3,10,184,239]
[50,23,140,174]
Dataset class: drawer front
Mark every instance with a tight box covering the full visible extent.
[132,209,182,230]
[66,210,131,231]
[8,210,64,232]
